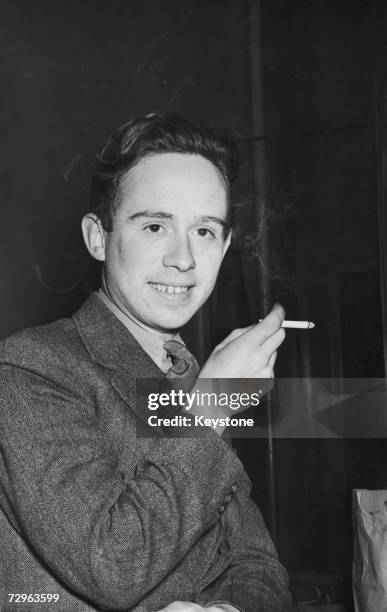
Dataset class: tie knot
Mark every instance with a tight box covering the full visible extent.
[164,340,194,374]
[164,340,200,391]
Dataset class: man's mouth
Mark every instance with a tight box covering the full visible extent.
[148,282,192,295]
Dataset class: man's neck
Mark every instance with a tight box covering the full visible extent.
[99,286,177,340]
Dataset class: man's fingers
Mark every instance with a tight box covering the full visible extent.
[256,352,277,378]
[253,303,285,343]
[269,350,277,370]
[214,304,285,354]
[260,327,286,361]
[153,603,206,612]
[214,324,255,351]
[265,350,277,377]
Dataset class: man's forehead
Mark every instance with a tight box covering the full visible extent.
[119,152,227,194]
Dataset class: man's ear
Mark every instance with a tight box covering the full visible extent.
[222,230,232,257]
[81,214,106,262]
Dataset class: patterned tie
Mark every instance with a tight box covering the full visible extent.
[164,339,200,392]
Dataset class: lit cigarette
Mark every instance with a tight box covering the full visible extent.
[259,319,315,329]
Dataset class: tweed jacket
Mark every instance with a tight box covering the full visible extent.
[0,293,289,612]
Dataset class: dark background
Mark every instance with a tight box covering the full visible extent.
[1,0,387,605]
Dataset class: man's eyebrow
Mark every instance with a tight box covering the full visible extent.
[127,210,173,222]
[198,216,228,231]
[127,211,227,231]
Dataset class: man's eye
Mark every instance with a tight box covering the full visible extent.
[145,224,163,233]
[196,227,215,238]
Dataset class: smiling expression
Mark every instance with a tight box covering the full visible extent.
[98,153,231,332]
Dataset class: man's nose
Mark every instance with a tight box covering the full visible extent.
[162,234,196,271]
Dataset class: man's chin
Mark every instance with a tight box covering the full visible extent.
[154,317,192,333]
[149,309,195,333]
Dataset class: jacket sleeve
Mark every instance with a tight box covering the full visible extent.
[0,361,249,610]
[200,478,291,612]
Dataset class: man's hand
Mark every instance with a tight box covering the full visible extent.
[154,603,205,612]
[187,304,285,435]
[154,603,237,612]
[198,304,285,379]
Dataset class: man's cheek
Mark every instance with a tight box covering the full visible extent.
[196,248,223,269]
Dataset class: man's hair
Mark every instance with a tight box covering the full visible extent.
[89,112,239,234]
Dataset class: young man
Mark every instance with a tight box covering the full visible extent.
[0,114,289,611]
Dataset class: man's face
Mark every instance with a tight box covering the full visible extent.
[101,153,231,332]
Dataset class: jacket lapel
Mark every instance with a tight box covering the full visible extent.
[72,293,166,433]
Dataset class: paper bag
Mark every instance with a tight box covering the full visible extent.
[353,489,387,611]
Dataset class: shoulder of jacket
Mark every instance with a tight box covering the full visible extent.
[0,317,82,369]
